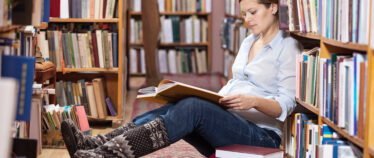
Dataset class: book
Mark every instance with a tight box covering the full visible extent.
[1,55,35,121]
[136,79,223,105]
[215,144,284,158]
[75,106,90,135]
[105,97,117,116]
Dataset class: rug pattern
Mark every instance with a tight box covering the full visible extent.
[131,74,224,158]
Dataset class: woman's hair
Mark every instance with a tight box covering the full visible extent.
[240,0,279,15]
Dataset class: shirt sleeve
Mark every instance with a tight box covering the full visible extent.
[271,38,302,122]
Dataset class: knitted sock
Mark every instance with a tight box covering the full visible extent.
[61,119,136,157]
[73,117,171,158]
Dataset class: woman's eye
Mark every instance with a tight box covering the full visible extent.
[250,11,256,15]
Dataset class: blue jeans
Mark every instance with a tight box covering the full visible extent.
[132,97,281,157]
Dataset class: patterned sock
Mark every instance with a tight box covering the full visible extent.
[74,117,171,158]
[61,119,136,157]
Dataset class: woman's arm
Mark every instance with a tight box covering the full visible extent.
[219,94,282,118]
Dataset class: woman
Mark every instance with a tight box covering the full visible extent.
[61,0,302,157]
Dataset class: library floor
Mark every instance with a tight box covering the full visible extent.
[38,77,145,158]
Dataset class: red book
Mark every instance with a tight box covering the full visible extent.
[91,32,100,67]
[215,144,284,158]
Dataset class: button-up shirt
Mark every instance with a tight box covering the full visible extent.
[219,30,302,137]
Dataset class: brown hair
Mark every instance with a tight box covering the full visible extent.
[240,0,279,15]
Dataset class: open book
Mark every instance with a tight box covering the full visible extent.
[136,79,223,105]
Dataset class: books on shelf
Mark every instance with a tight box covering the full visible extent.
[37,30,118,69]
[220,17,250,53]
[224,0,240,17]
[56,79,117,119]
[215,144,284,158]
[137,79,222,105]
[130,0,212,13]
[296,49,368,138]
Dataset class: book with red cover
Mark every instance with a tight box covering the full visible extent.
[215,144,283,158]
[75,106,90,135]
[91,32,100,67]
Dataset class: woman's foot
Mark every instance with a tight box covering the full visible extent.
[73,117,171,158]
[61,119,137,157]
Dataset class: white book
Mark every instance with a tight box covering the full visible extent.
[94,0,100,19]
[110,0,116,18]
[158,49,168,73]
[108,33,113,67]
[86,0,91,19]
[319,59,326,116]
[95,30,104,68]
[77,34,87,68]
[60,0,69,18]
[338,58,346,128]
[193,17,200,43]
[130,48,138,73]
[82,0,86,19]
[201,50,208,73]
[130,19,135,43]
[99,0,104,19]
[167,49,177,74]
[53,31,61,68]
[105,0,111,19]
[318,145,333,158]
[0,78,18,158]
[345,58,355,135]
[38,31,50,61]
[185,17,193,44]
[84,33,93,68]
[85,82,98,118]
[206,0,211,13]
[158,0,165,12]
[140,48,146,73]
[341,0,349,43]
[134,0,141,12]
[358,0,369,44]
[176,51,182,74]
[163,18,173,43]
[71,33,81,68]
[302,0,310,32]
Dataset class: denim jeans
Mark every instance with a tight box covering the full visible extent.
[132,97,281,157]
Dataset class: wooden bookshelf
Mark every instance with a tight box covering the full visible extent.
[224,14,242,19]
[295,98,319,115]
[49,18,119,23]
[56,68,119,73]
[130,11,210,16]
[323,37,368,52]
[129,73,146,76]
[321,117,365,148]
[289,31,321,40]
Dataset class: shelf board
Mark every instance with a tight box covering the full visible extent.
[130,73,146,76]
[88,116,120,121]
[56,68,119,73]
[49,18,119,23]
[130,11,210,16]
[323,38,368,52]
[295,98,319,115]
[0,25,21,33]
[289,31,321,40]
[130,43,209,47]
[321,117,364,148]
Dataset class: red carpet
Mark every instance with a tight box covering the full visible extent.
[131,74,224,158]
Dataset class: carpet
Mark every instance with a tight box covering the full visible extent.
[131,74,224,158]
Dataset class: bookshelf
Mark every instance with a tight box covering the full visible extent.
[283,0,374,157]
[46,0,127,122]
[127,0,212,75]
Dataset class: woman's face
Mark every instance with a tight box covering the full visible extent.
[240,0,277,34]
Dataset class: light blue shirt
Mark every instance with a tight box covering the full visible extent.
[218,30,302,137]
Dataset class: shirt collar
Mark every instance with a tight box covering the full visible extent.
[252,30,284,49]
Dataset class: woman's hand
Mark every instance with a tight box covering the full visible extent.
[218,94,258,110]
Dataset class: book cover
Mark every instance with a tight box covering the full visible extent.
[105,97,117,116]
[1,55,35,121]
[75,106,90,135]
[137,79,223,105]
[216,144,284,158]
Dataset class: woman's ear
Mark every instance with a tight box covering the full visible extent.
[271,3,278,15]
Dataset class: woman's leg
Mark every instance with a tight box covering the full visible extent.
[61,103,176,157]
[183,132,215,157]
[73,97,281,158]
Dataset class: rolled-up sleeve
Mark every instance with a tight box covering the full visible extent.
[273,39,302,122]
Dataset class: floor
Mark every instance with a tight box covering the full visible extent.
[38,77,146,158]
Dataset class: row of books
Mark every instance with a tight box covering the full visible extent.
[296,48,368,137]
[38,30,118,69]
[129,48,208,74]
[160,16,208,44]
[0,26,37,57]
[42,105,90,134]
[49,0,118,19]
[130,0,212,13]
[287,0,370,44]
[223,50,234,78]
[284,113,360,158]
[56,79,118,119]
[220,17,250,53]
[224,0,240,17]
